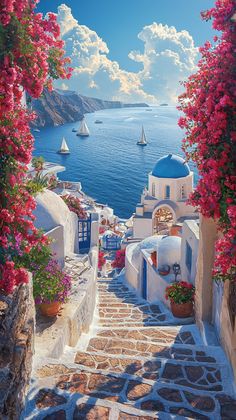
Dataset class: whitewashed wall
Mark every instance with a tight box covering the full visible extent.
[125,243,140,294]
[180,220,199,284]
[34,190,79,257]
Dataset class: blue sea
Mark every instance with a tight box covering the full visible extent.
[33,106,197,219]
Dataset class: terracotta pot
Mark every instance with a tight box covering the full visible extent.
[158,265,170,276]
[151,251,157,267]
[39,302,61,317]
[170,301,194,318]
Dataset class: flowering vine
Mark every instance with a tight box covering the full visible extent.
[0,0,72,293]
[112,249,126,270]
[178,0,236,282]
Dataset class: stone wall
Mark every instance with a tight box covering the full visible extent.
[0,275,35,419]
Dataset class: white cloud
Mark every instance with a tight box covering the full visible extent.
[55,4,198,104]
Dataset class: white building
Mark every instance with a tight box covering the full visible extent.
[27,161,66,179]
[133,154,197,239]
[125,219,199,307]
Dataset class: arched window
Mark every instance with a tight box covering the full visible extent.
[165,185,170,199]
[181,185,186,199]
[152,183,156,197]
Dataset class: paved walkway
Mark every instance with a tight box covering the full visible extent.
[23,273,236,419]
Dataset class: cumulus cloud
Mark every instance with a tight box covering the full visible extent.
[55,4,198,104]
[129,23,198,102]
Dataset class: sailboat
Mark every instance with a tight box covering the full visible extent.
[76,118,90,137]
[137,126,147,146]
[57,137,70,154]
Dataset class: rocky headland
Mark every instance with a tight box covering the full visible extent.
[30,89,148,128]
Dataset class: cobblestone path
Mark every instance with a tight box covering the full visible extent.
[24,274,236,419]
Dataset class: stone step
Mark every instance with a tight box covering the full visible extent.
[98,320,168,327]
[99,299,142,305]
[95,326,200,346]
[87,337,224,364]
[74,350,228,392]
[32,363,228,419]
[24,386,160,419]
[98,294,140,299]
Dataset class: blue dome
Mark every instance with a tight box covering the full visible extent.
[152,154,190,178]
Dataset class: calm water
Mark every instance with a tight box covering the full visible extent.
[33,106,197,218]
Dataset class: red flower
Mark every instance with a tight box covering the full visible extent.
[178,0,236,282]
[0,1,72,293]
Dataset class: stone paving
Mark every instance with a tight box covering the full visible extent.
[23,273,236,419]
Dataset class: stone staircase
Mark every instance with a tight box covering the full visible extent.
[23,275,236,419]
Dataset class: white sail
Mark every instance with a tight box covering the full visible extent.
[137,126,147,145]
[60,137,69,152]
[77,118,90,136]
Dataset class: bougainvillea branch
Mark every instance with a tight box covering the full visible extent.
[0,0,72,293]
[178,0,236,281]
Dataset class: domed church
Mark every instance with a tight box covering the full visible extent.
[133,154,197,239]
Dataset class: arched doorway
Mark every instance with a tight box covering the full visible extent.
[153,206,174,235]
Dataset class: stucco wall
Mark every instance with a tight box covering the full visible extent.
[195,215,236,381]
[180,220,199,284]
[46,226,65,267]
[141,250,174,308]
[194,215,218,324]
[148,172,193,202]
[34,190,78,257]
[133,217,153,239]
[125,243,140,294]
[90,213,99,248]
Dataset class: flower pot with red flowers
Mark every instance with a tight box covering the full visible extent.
[165,281,195,318]
[33,259,72,317]
[112,249,126,270]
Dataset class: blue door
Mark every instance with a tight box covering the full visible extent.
[78,215,91,253]
[142,258,147,300]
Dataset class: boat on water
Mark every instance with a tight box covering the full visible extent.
[76,118,90,137]
[72,128,77,132]
[33,128,40,132]
[57,137,70,154]
[95,120,103,124]
[137,126,147,146]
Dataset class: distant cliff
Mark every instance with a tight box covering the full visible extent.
[30,89,148,128]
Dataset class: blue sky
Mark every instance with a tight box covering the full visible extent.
[37,1,216,103]
[38,0,215,71]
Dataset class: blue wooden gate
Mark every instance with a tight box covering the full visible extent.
[78,214,91,253]
[103,236,121,251]
[142,258,147,300]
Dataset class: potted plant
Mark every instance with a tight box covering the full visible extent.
[112,249,126,270]
[32,156,45,172]
[33,259,72,317]
[165,281,195,318]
